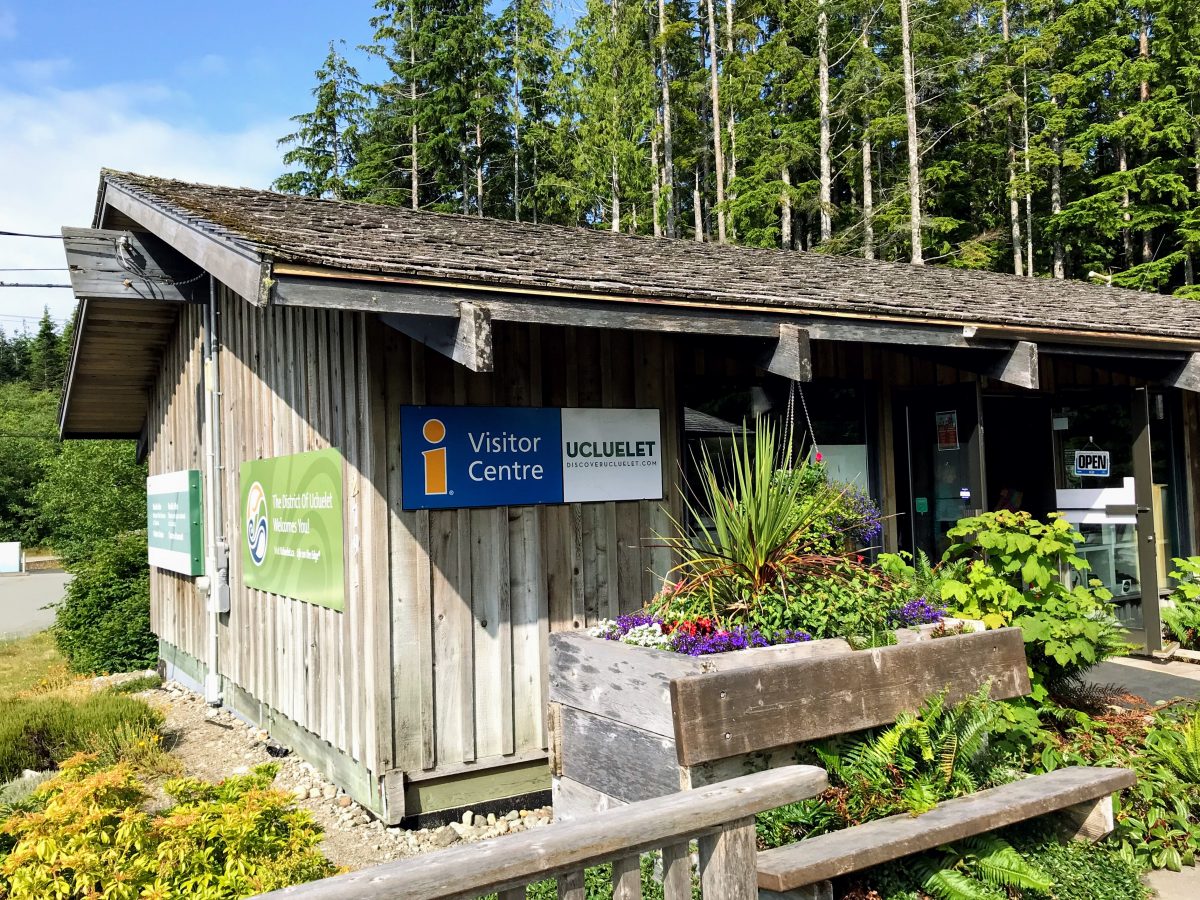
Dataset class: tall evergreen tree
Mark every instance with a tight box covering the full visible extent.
[274,41,366,199]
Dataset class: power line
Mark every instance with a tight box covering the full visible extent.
[0,230,61,239]
[0,282,72,289]
[0,267,69,272]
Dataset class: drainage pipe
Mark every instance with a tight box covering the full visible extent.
[201,276,229,704]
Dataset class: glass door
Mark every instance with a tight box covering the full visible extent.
[897,383,986,561]
[1051,388,1163,652]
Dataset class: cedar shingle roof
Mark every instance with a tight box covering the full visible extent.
[103,170,1200,343]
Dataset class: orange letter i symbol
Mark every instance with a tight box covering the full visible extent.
[422,419,448,495]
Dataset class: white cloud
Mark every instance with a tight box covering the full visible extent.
[10,56,71,83]
[0,81,287,332]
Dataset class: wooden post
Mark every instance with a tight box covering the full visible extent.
[698,817,758,900]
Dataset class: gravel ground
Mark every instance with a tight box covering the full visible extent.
[144,681,552,872]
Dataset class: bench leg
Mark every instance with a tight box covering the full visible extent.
[1059,795,1115,843]
[759,882,833,900]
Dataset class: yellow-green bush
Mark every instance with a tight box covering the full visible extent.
[0,755,336,899]
[0,693,163,781]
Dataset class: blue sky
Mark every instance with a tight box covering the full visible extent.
[0,0,583,332]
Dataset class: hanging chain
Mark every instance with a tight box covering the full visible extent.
[796,380,819,460]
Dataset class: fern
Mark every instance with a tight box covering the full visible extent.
[916,836,1053,900]
[1150,710,1200,783]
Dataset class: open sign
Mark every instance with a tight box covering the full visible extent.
[1074,450,1110,478]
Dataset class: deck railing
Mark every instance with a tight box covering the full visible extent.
[257,765,827,900]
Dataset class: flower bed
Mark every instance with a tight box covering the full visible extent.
[590,613,813,656]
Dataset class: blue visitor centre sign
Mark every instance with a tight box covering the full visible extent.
[399,406,663,510]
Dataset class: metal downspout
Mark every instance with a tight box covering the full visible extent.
[202,276,230,704]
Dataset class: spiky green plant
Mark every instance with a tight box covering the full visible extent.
[916,835,1053,900]
[656,419,844,626]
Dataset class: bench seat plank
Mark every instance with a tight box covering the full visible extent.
[756,767,1136,892]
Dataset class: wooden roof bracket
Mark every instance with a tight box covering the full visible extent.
[61,227,205,304]
[380,302,494,373]
[986,340,1039,390]
[1167,353,1200,393]
[760,324,812,382]
[99,177,266,305]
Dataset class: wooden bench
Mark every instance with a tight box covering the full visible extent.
[661,627,1137,898]
[756,767,1136,897]
[255,765,829,900]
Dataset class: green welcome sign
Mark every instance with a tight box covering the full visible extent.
[240,448,346,611]
[147,470,204,576]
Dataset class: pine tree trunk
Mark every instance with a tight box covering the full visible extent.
[782,165,793,249]
[512,8,521,222]
[724,0,737,237]
[1002,0,1024,277]
[863,130,875,260]
[475,117,484,217]
[1022,67,1034,276]
[1140,8,1152,262]
[818,0,832,243]
[657,0,676,238]
[1189,129,1200,285]
[409,2,419,211]
[1118,133,1133,264]
[861,19,874,261]
[899,0,923,264]
[612,154,620,232]
[694,172,704,241]
[704,0,727,243]
[652,118,663,237]
[1051,133,1065,279]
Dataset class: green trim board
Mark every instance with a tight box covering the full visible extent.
[147,470,204,576]
[240,448,346,610]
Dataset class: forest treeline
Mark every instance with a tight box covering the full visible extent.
[275,0,1200,296]
[0,312,144,556]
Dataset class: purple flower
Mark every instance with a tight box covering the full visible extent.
[888,598,947,627]
[671,626,812,656]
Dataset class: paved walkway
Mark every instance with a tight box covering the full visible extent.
[1087,655,1200,897]
[0,571,71,638]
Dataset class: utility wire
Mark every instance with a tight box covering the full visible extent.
[0,230,61,239]
[0,267,69,272]
[0,282,72,288]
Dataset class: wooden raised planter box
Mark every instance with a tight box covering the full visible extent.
[548,623,1026,820]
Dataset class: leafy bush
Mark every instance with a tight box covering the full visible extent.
[53,530,157,674]
[0,691,162,781]
[939,511,1127,695]
[0,757,336,898]
[1162,557,1200,649]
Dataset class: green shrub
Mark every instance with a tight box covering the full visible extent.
[0,757,336,898]
[1163,557,1200,649]
[0,692,162,780]
[939,511,1127,697]
[53,530,157,674]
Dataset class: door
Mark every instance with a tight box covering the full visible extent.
[895,382,987,561]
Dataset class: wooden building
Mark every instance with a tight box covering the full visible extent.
[59,170,1200,824]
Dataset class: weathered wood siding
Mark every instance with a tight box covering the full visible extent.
[148,292,680,792]
[386,323,679,774]
[148,288,391,776]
